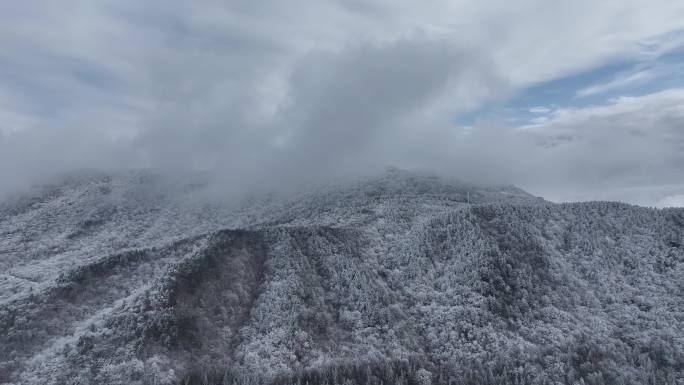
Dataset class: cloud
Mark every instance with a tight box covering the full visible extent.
[656,195,684,208]
[0,0,683,202]
[576,70,656,97]
[529,106,551,114]
[512,89,684,203]
[576,58,684,98]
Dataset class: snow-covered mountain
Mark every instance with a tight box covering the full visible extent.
[0,170,682,385]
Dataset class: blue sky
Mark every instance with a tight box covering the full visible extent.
[458,45,684,128]
[0,1,683,206]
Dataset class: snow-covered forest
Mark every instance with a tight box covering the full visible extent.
[0,170,682,384]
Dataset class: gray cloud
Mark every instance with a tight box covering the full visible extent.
[1,0,684,205]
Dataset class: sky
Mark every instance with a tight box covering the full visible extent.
[0,0,683,206]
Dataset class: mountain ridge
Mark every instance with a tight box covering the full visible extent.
[0,170,682,384]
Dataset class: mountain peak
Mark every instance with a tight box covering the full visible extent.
[1,169,681,385]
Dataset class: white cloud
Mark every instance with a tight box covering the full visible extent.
[576,70,655,97]
[511,88,684,204]
[576,59,684,98]
[529,106,551,114]
[0,103,35,135]
[0,0,684,198]
[523,88,684,132]
[656,194,684,208]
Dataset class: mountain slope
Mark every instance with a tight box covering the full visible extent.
[0,171,682,385]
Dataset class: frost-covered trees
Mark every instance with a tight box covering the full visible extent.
[0,171,682,385]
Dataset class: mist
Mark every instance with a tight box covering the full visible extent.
[1,1,683,205]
